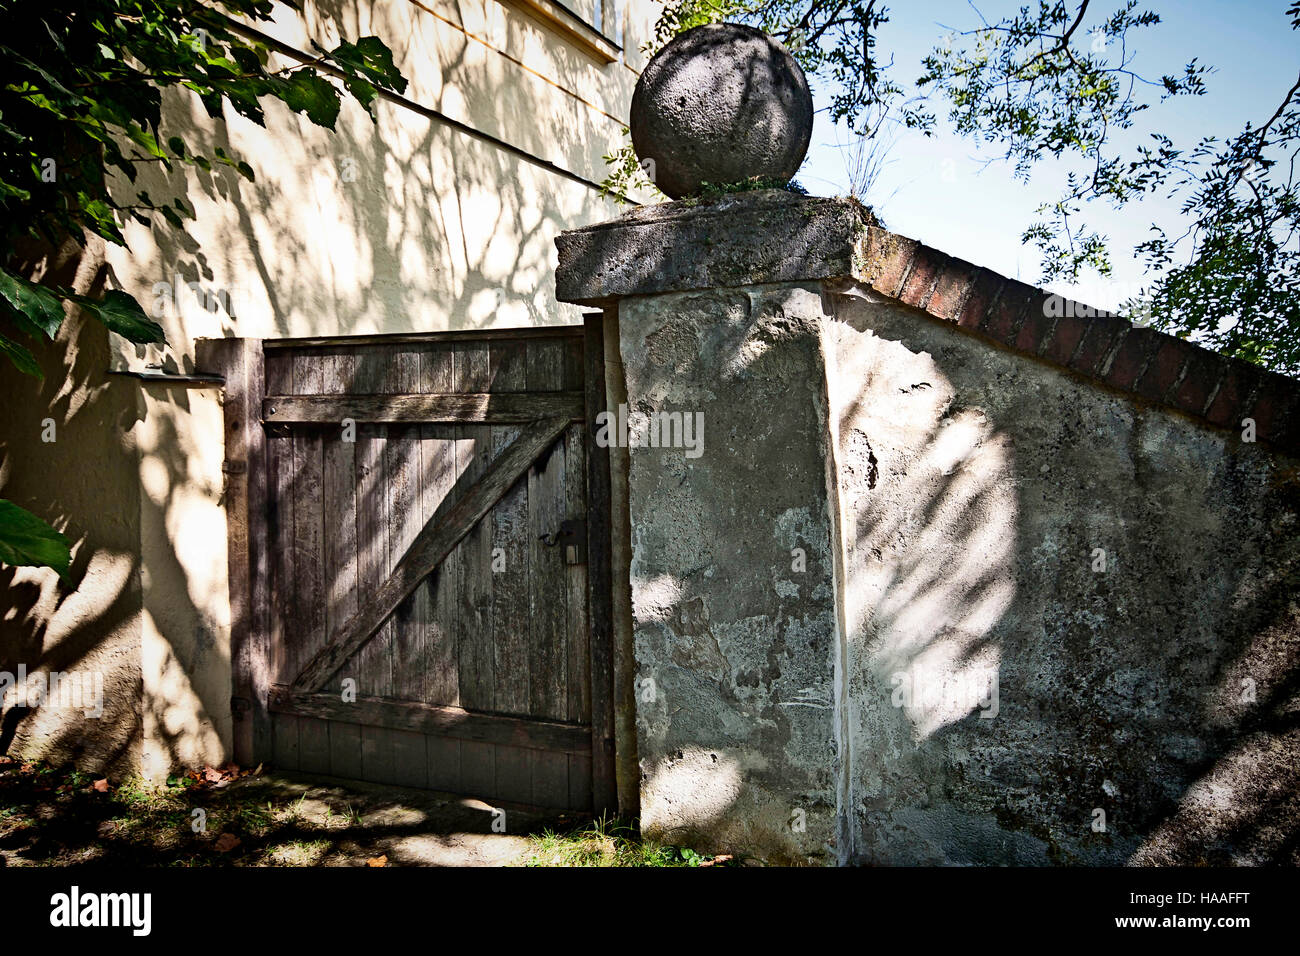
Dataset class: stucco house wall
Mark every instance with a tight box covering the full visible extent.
[2,0,661,780]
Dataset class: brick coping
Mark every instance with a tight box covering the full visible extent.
[858,225,1300,457]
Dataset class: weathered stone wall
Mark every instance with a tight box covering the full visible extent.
[559,191,1300,865]
[619,284,842,864]
[828,287,1300,865]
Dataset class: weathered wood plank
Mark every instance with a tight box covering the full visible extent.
[584,314,618,814]
[455,342,493,724]
[352,348,392,699]
[272,713,300,771]
[459,741,495,800]
[322,353,359,706]
[262,327,584,351]
[265,355,298,764]
[388,419,423,702]
[426,735,460,793]
[321,353,362,777]
[568,753,593,810]
[489,339,531,801]
[528,339,568,723]
[391,728,429,788]
[564,422,591,725]
[292,415,571,693]
[419,347,458,708]
[490,342,530,720]
[262,392,584,424]
[298,715,332,774]
[354,426,391,698]
[268,686,592,754]
[291,355,330,771]
[532,751,570,808]
[361,724,396,784]
[329,720,363,780]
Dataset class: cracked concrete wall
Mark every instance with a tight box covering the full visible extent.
[827,287,1300,865]
[618,283,842,864]
[560,191,1298,865]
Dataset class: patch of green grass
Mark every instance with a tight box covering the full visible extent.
[522,816,737,867]
[682,176,809,206]
[265,838,331,866]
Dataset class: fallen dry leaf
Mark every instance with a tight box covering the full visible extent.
[213,832,241,853]
[91,778,109,793]
[366,855,388,867]
[699,854,733,867]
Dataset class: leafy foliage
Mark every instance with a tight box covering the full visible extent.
[0,0,408,376]
[634,0,1300,375]
[0,499,70,578]
[0,0,407,572]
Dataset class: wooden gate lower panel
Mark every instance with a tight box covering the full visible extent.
[205,329,602,812]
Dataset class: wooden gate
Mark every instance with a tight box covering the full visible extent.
[199,322,615,813]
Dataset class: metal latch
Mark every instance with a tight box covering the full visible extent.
[540,517,587,565]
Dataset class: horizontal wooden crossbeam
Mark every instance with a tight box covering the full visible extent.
[262,391,584,425]
[291,416,571,693]
[268,685,592,755]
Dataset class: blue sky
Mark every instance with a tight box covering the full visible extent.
[798,0,1300,311]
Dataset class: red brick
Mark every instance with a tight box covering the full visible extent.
[1171,347,1225,417]
[980,281,1038,344]
[1134,336,1193,403]
[899,246,947,309]
[1104,328,1160,391]
[1014,306,1057,356]
[1042,313,1088,365]
[956,270,1002,331]
[867,229,917,297]
[1204,363,1258,429]
[1069,315,1127,377]
[926,259,977,321]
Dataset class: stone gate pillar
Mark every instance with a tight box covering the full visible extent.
[556,190,872,864]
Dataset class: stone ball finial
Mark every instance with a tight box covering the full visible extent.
[630,23,814,200]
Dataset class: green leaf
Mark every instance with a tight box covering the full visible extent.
[0,269,66,339]
[0,332,42,378]
[0,499,70,578]
[68,289,165,344]
[280,70,341,129]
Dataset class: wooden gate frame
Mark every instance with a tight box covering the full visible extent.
[197,320,617,814]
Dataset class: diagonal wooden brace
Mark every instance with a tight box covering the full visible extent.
[291,416,571,693]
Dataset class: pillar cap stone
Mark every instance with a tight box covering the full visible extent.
[555,190,875,307]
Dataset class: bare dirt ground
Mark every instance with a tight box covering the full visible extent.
[0,758,573,867]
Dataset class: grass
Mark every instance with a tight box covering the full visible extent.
[522,815,740,867]
[681,176,809,206]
